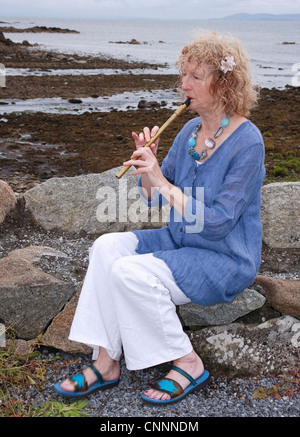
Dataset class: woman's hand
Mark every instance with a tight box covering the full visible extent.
[132,126,160,156]
[123,139,166,189]
[125,125,188,217]
[123,125,166,199]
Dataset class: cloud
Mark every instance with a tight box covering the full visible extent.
[1,0,300,19]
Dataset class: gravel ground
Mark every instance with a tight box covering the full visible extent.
[9,348,297,420]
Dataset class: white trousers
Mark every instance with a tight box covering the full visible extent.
[69,232,192,370]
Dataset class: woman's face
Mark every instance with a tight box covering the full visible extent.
[181,61,215,114]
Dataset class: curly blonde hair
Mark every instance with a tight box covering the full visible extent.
[177,32,259,117]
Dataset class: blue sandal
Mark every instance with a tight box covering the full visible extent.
[53,364,120,398]
[141,365,210,405]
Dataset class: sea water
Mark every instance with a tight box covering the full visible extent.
[1,16,299,114]
[2,15,300,88]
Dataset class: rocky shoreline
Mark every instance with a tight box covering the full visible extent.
[0,25,79,34]
[0,31,299,417]
[1,32,299,192]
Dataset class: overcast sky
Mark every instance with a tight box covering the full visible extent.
[1,0,300,20]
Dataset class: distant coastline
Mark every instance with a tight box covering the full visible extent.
[220,13,300,21]
[1,12,300,23]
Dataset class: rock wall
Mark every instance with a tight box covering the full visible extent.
[23,171,300,250]
[0,174,299,376]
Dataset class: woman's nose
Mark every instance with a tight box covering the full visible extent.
[181,75,190,91]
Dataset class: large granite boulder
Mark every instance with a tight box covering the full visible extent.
[189,315,300,376]
[178,287,266,327]
[261,181,300,248]
[0,246,75,339]
[23,168,165,235]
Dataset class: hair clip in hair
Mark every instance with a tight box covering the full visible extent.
[220,56,236,73]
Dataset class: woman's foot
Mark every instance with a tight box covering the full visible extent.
[59,347,120,393]
[143,350,204,401]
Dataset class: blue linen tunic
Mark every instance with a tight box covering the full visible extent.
[132,117,265,306]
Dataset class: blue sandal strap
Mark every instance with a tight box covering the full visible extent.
[71,373,86,390]
[171,365,197,386]
[89,364,104,384]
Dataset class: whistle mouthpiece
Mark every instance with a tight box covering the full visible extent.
[184,98,191,107]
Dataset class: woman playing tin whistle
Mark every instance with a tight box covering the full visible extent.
[54,32,265,405]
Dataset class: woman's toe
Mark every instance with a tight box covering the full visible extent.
[144,388,170,401]
[60,378,75,392]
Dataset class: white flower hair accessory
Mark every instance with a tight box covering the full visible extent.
[220,56,236,73]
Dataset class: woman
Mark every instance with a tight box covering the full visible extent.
[54,32,265,405]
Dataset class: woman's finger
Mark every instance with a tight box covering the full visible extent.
[143,127,151,143]
[151,126,160,136]
[123,158,150,168]
[131,146,154,160]
[132,131,146,149]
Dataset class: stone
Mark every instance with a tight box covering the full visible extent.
[23,168,166,235]
[189,315,300,376]
[42,285,92,354]
[255,275,300,319]
[0,339,36,356]
[0,246,75,339]
[42,286,266,355]
[257,314,298,332]
[261,182,300,248]
[23,173,299,245]
[5,245,69,264]
[178,287,266,327]
[0,180,17,225]
[68,98,82,104]
[138,100,160,109]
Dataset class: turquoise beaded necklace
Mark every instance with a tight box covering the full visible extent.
[188,116,230,161]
